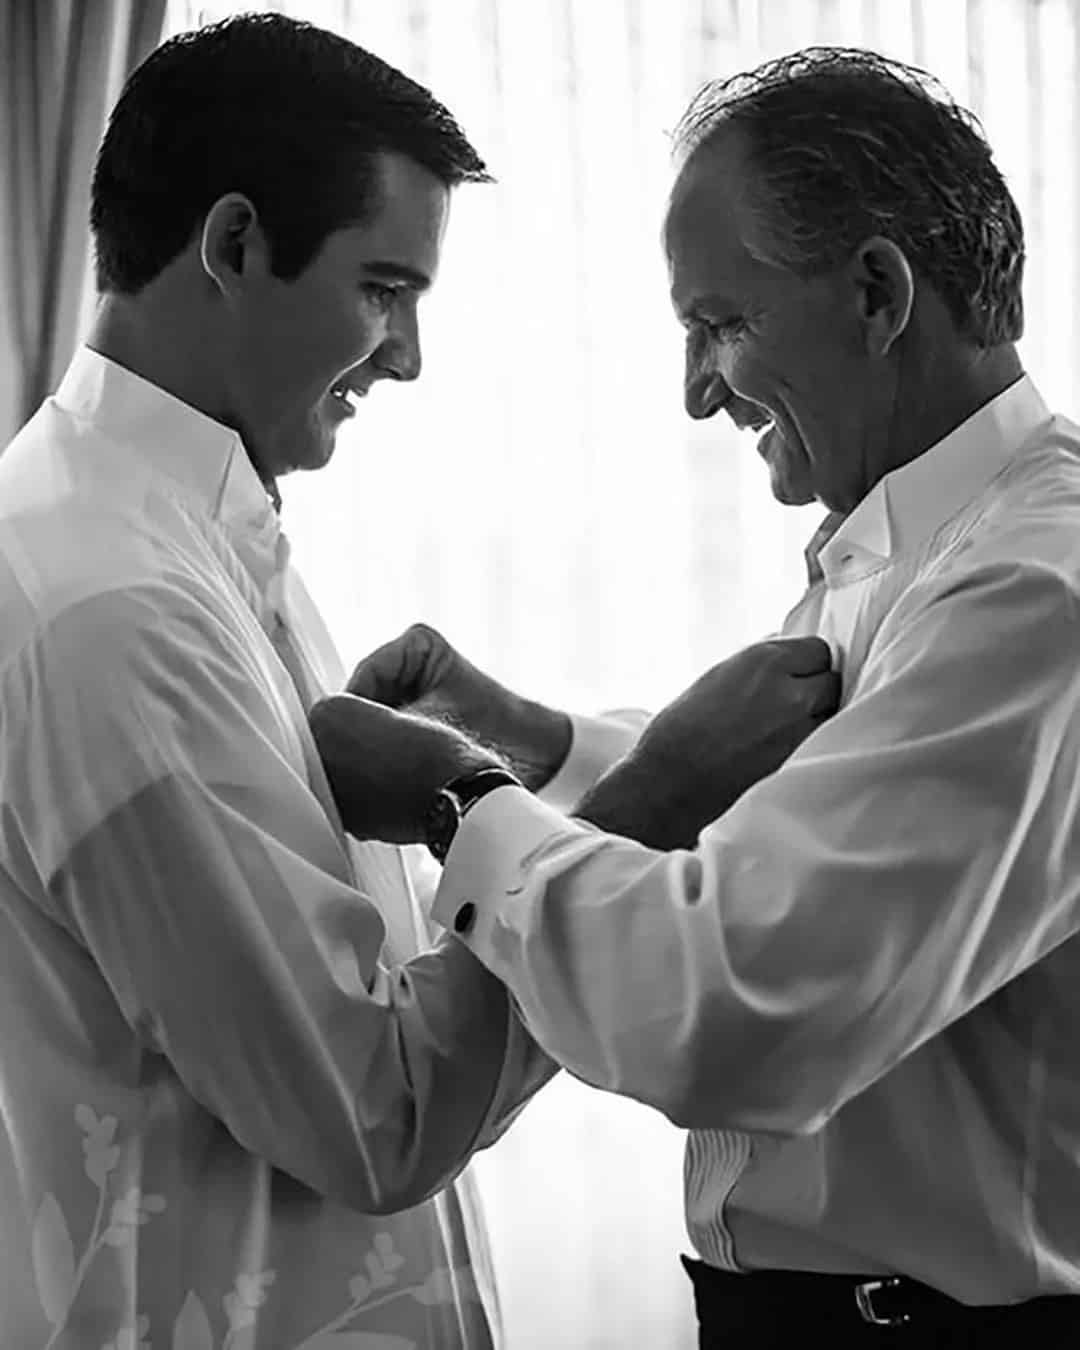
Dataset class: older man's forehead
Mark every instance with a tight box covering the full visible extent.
[664,199,756,320]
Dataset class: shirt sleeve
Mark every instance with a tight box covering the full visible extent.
[432,557,1080,1135]
[6,582,552,1214]
[538,709,648,812]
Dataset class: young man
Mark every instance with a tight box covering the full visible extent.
[0,13,830,1346]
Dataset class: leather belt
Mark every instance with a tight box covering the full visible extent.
[680,1257,1080,1336]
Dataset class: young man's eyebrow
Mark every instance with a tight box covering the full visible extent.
[362,261,432,291]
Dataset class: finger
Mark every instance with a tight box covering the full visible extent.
[777,635,835,676]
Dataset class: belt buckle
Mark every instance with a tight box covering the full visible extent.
[855,1277,911,1327]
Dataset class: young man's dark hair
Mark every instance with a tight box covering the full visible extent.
[90,11,492,294]
[673,46,1025,348]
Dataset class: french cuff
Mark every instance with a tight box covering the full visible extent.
[431,786,584,943]
[539,710,646,812]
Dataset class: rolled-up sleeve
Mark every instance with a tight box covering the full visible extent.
[433,558,1080,1134]
[6,583,550,1214]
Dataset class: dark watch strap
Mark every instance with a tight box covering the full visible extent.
[444,766,523,813]
[425,766,523,864]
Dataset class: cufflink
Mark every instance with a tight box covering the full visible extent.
[454,902,476,934]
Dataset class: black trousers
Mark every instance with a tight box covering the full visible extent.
[681,1256,1080,1349]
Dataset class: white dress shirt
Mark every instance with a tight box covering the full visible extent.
[434,375,1080,1304]
[0,348,556,1349]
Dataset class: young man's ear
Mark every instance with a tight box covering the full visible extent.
[848,235,915,358]
[199,193,267,297]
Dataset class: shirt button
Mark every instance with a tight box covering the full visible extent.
[454,902,477,935]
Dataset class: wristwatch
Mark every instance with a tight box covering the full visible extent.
[424,766,523,864]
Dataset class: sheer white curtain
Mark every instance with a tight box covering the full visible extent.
[158,3,1080,1345]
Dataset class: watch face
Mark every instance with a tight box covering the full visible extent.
[425,789,460,862]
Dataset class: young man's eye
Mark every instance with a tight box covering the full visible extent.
[361,282,398,312]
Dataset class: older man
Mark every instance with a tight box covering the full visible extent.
[312,47,1080,1347]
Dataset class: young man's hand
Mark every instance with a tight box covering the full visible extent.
[309,695,502,843]
[347,623,572,791]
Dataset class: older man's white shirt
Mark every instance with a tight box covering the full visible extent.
[0,348,557,1349]
[436,375,1080,1304]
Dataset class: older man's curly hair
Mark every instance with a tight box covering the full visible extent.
[673,47,1024,347]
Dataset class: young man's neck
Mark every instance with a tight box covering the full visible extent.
[86,290,281,512]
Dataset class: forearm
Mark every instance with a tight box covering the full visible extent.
[496,692,573,792]
[435,561,1080,1137]
[433,790,724,1124]
[574,748,738,851]
[54,779,541,1214]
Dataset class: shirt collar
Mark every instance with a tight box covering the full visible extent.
[53,346,278,534]
[817,374,1051,579]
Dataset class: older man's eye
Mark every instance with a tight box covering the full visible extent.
[703,316,746,340]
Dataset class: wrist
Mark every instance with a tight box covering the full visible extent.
[425,763,524,863]
[407,720,505,841]
[505,695,573,792]
[425,738,504,801]
[572,752,689,850]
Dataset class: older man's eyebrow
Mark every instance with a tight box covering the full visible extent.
[679,291,746,324]
[362,260,433,291]
[672,296,716,327]
[671,292,699,325]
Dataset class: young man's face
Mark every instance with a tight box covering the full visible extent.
[225,150,450,483]
[664,133,889,515]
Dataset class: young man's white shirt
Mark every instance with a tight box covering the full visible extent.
[0,348,559,1348]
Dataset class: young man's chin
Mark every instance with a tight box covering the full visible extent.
[293,418,343,473]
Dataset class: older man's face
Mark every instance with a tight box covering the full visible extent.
[664,132,883,513]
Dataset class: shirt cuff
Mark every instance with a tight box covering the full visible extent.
[538,710,646,812]
[431,786,588,943]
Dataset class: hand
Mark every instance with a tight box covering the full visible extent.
[575,636,840,849]
[347,623,572,792]
[308,694,502,843]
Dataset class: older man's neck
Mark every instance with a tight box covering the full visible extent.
[934,342,1020,432]
[831,340,1025,516]
[926,340,1024,438]
[885,340,1024,480]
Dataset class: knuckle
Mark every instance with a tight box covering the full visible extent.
[409,621,443,646]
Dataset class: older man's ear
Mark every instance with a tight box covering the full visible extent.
[850,235,915,358]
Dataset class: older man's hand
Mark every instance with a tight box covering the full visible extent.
[308,695,503,843]
[575,636,840,850]
[346,623,572,792]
